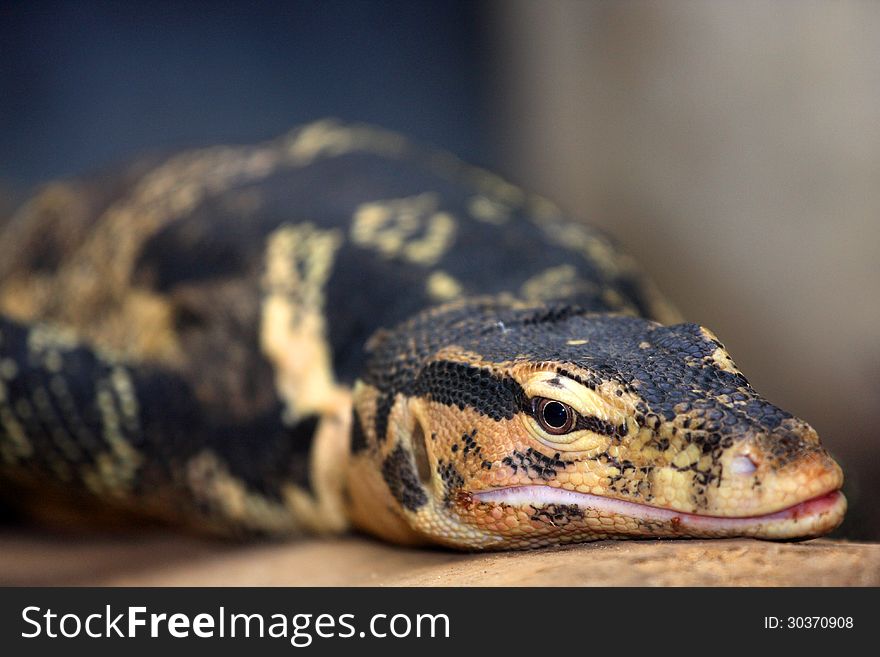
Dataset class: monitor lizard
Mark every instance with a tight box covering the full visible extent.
[0,120,845,549]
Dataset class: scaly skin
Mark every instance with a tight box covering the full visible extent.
[346,300,845,549]
[0,120,845,548]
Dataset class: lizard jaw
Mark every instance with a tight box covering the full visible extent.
[470,486,846,540]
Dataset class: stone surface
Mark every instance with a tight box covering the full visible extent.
[1,530,877,586]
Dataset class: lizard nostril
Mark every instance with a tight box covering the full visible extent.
[730,455,758,475]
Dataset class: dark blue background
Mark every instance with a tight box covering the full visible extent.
[0,0,490,188]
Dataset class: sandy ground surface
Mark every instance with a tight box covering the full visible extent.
[1,529,877,586]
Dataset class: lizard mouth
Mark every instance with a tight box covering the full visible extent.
[470,486,846,537]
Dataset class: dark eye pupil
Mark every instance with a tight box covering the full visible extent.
[541,401,569,429]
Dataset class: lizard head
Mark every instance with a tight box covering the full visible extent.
[345,299,846,549]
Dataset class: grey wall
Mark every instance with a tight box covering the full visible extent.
[0,0,488,188]
[489,0,880,537]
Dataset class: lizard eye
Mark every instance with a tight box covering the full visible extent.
[533,398,577,435]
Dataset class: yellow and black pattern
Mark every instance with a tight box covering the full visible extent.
[346,300,843,548]
[0,120,845,548]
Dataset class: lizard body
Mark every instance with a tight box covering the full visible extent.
[0,120,845,548]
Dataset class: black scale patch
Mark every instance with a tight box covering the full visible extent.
[437,459,464,507]
[529,504,585,527]
[370,360,529,445]
[501,448,566,481]
[412,361,527,421]
[574,414,625,439]
[350,408,369,453]
[373,394,396,445]
[458,429,481,458]
[381,443,428,511]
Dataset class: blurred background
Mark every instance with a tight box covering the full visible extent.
[1,0,878,540]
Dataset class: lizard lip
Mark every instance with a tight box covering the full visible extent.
[470,486,845,530]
